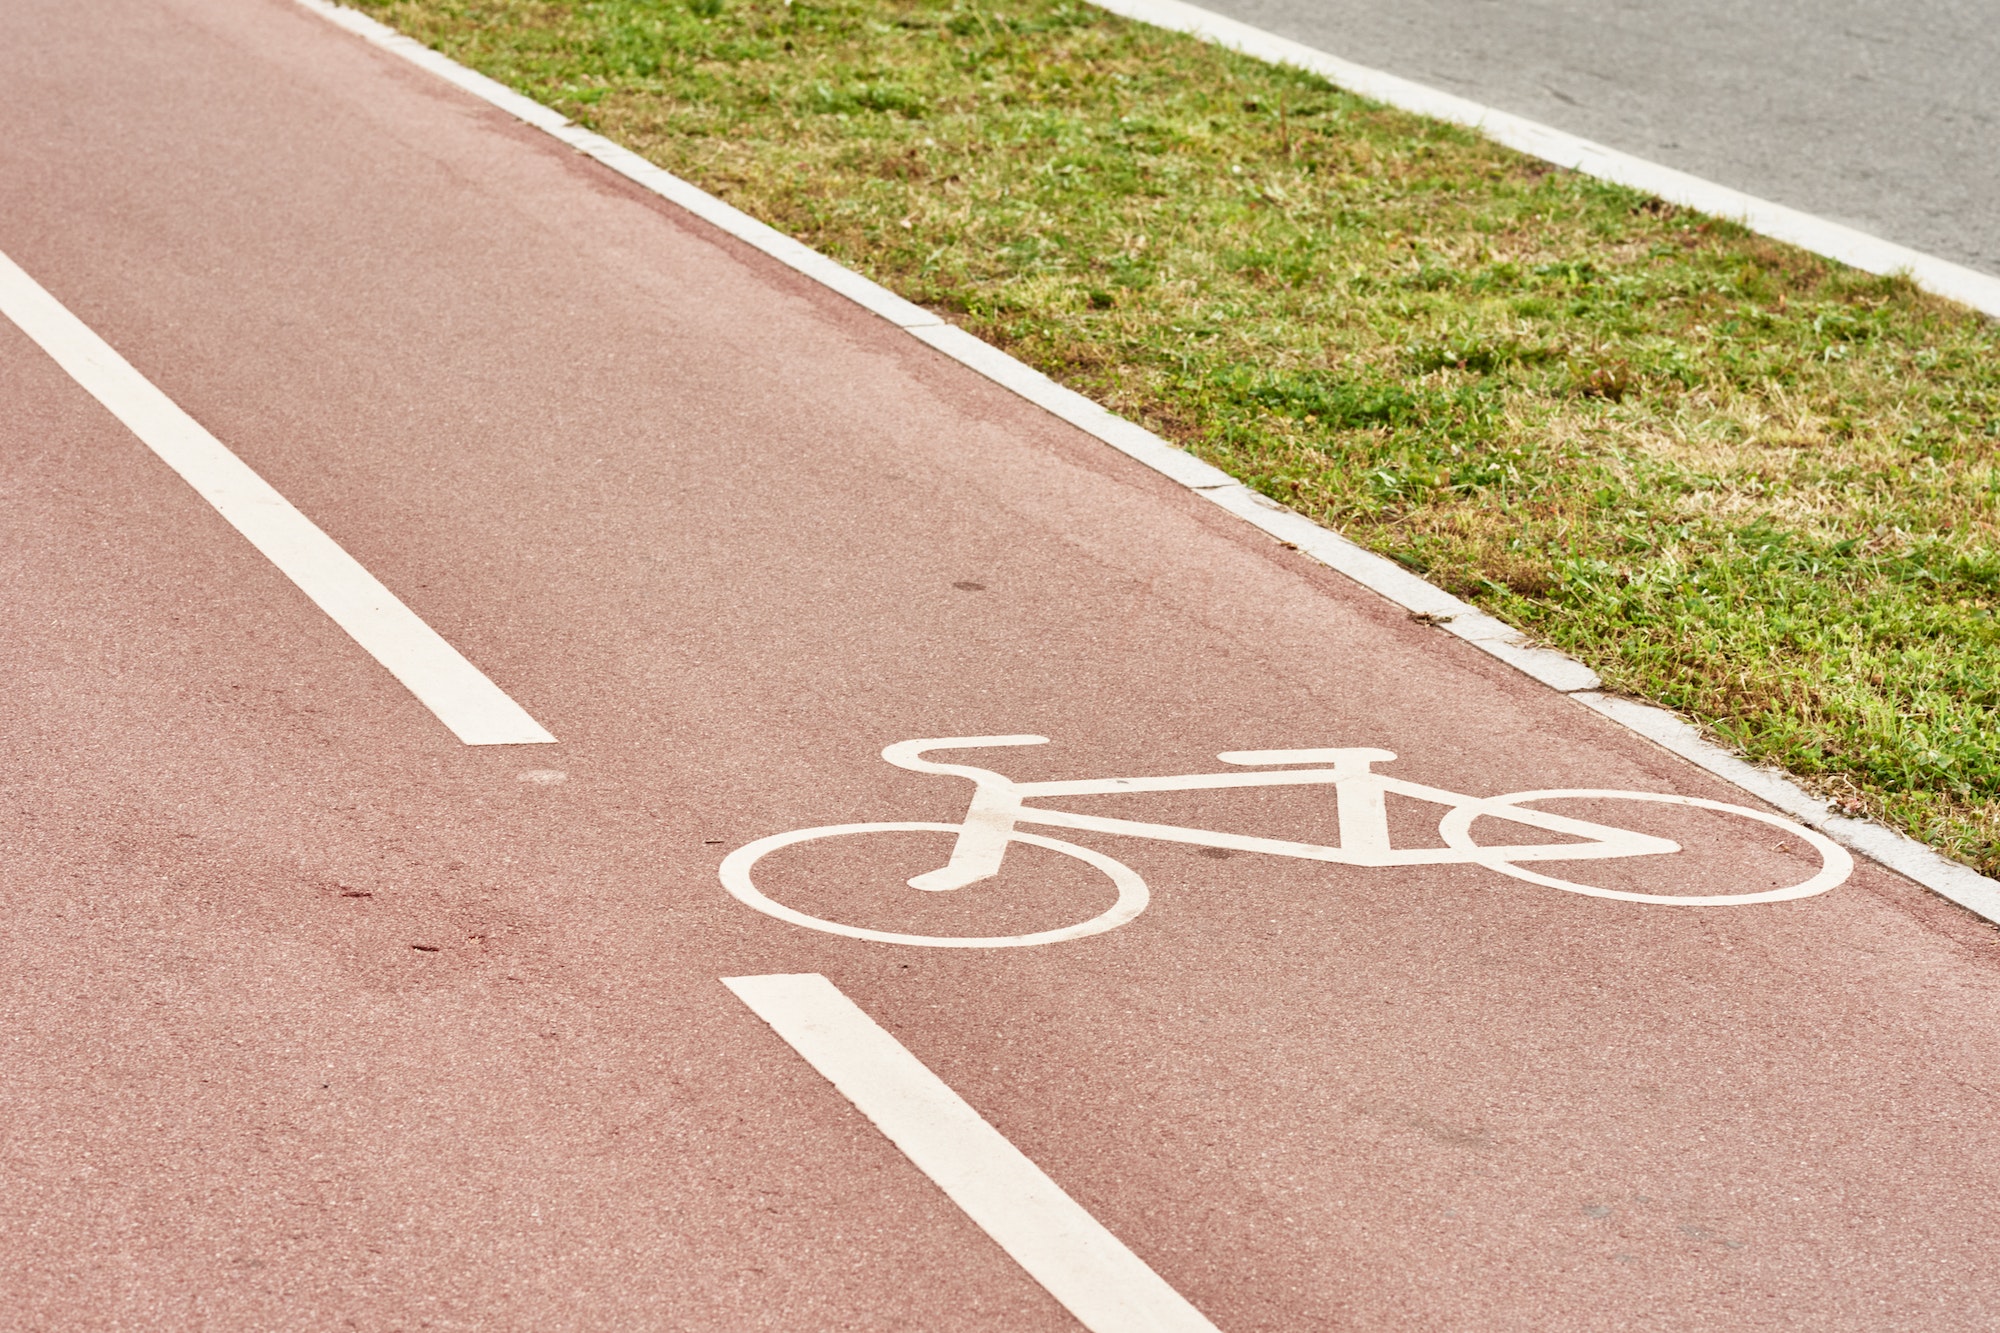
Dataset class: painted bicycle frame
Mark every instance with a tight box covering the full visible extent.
[888,736,1681,891]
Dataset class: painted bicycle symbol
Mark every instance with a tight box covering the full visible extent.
[720,736,1853,948]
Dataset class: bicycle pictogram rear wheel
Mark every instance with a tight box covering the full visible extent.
[1438,789,1852,905]
[719,821,1150,947]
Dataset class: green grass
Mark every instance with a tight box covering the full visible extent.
[357,0,2000,876]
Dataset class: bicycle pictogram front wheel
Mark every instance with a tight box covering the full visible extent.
[719,821,1150,947]
[1439,789,1853,905]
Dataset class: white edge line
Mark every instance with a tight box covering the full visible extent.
[0,245,554,747]
[723,973,1221,1333]
[294,0,2000,918]
[1085,0,2000,322]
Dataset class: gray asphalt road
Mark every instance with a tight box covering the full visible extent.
[1181,0,2000,279]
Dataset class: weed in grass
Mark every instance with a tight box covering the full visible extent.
[357,0,2000,876]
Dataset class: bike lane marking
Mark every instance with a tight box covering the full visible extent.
[0,245,555,747]
[719,740,1855,951]
[723,973,1223,1333]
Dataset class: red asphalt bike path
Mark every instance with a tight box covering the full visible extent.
[4,0,2000,1327]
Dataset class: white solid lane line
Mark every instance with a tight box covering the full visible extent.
[723,973,1222,1333]
[0,247,555,746]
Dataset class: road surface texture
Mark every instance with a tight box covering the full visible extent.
[1179,0,2000,279]
[5,1,2000,1329]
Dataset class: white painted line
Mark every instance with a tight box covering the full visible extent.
[1084,0,2000,322]
[294,0,1999,918]
[722,973,1222,1333]
[0,246,555,746]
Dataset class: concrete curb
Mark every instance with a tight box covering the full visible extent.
[294,0,2000,926]
[1086,0,2000,322]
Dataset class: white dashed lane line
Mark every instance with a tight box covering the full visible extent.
[0,245,555,747]
[725,973,1224,1333]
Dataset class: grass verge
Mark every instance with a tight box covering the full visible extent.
[356,0,2000,875]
